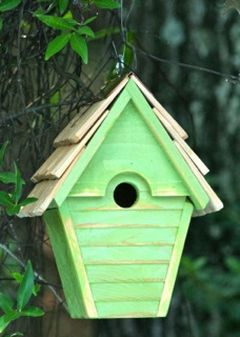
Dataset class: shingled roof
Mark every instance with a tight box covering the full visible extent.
[18,73,223,218]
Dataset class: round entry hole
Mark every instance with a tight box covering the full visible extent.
[113,183,138,208]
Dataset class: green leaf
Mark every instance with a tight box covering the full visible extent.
[58,0,69,14]
[83,16,97,25]
[0,311,20,333]
[17,261,35,311]
[12,272,23,283]
[77,26,95,38]
[93,0,120,9]
[0,172,16,184]
[0,293,14,314]
[0,191,13,208]
[0,0,21,12]
[0,18,3,30]
[45,33,71,60]
[0,141,9,164]
[21,306,44,317]
[12,163,23,203]
[35,14,76,30]
[70,33,88,64]
[32,283,41,296]
[5,332,23,337]
[19,197,38,207]
[6,204,20,216]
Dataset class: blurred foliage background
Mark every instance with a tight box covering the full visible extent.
[0,0,240,336]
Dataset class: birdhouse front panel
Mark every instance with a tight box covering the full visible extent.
[44,91,197,318]
[19,73,223,320]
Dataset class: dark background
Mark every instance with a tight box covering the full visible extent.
[1,1,240,336]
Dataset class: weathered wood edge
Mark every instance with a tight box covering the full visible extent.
[57,203,98,318]
[125,79,209,210]
[18,149,85,217]
[174,141,223,216]
[157,201,194,316]
[52,89,131,207]
[130,73,188,140]
[31,110,109,183]
[153,107,209,176]
[53,75,129,147]
[43,208,86,317]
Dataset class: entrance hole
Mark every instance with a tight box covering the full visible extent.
[113,183,138,208]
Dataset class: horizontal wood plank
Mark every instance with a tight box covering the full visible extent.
[91,282,164,302]
[96,301,159,318]
[67,196,186,211]
[76,227,178,246]
[81,246,173,264]
[71,209,183,226]
[86,264,169,283]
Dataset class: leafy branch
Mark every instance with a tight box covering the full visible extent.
[0,261,44,334]
[0,0,120,63]
[0,142,37,216]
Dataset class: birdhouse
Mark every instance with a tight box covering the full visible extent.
[19,73,223,319]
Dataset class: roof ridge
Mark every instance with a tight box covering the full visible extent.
[18,73,222,218]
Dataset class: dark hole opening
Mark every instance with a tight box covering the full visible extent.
[113,183,137,208]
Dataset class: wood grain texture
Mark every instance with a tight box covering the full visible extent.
[18,150,84,217]
[57,203,97,318]
[158,201,193,316]
[67,102,188,199]
[52,88,131,207]
[43,208,86,318]
[125,80,209,210]
[174,141,223,216]
[76,227,177,246]
[96,301,159,318]
[86,264,169,283]
[31,110,108,182]
[91,282,164,302]
[81,246,173,264]
[71,209,182,226]
[18,73,222,218]
[67,195,186,210]
[50,78,209,210]
[54,76,128,146]
[130,73,188,140]
[154,107,209,176]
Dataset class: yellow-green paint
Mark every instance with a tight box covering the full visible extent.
[158,201,194,316]
[52,79,209,209]
[42,79,210,318]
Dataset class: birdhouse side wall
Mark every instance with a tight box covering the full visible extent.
[43,207,94,318]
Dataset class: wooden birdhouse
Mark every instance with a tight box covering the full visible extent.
[19,73,223,319]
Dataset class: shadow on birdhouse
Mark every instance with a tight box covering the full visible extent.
[18,73,223,319]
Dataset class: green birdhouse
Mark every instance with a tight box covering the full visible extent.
[19,73,223,319]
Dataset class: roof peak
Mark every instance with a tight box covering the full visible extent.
[18,73,223,218]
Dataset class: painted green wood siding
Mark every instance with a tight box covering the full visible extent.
[62,192,190,317]
[43,191,193,318]
[43,208,87,318]
[69,101,188,197]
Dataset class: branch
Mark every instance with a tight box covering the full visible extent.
[134,44,240,84]
[0,243,68,311]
